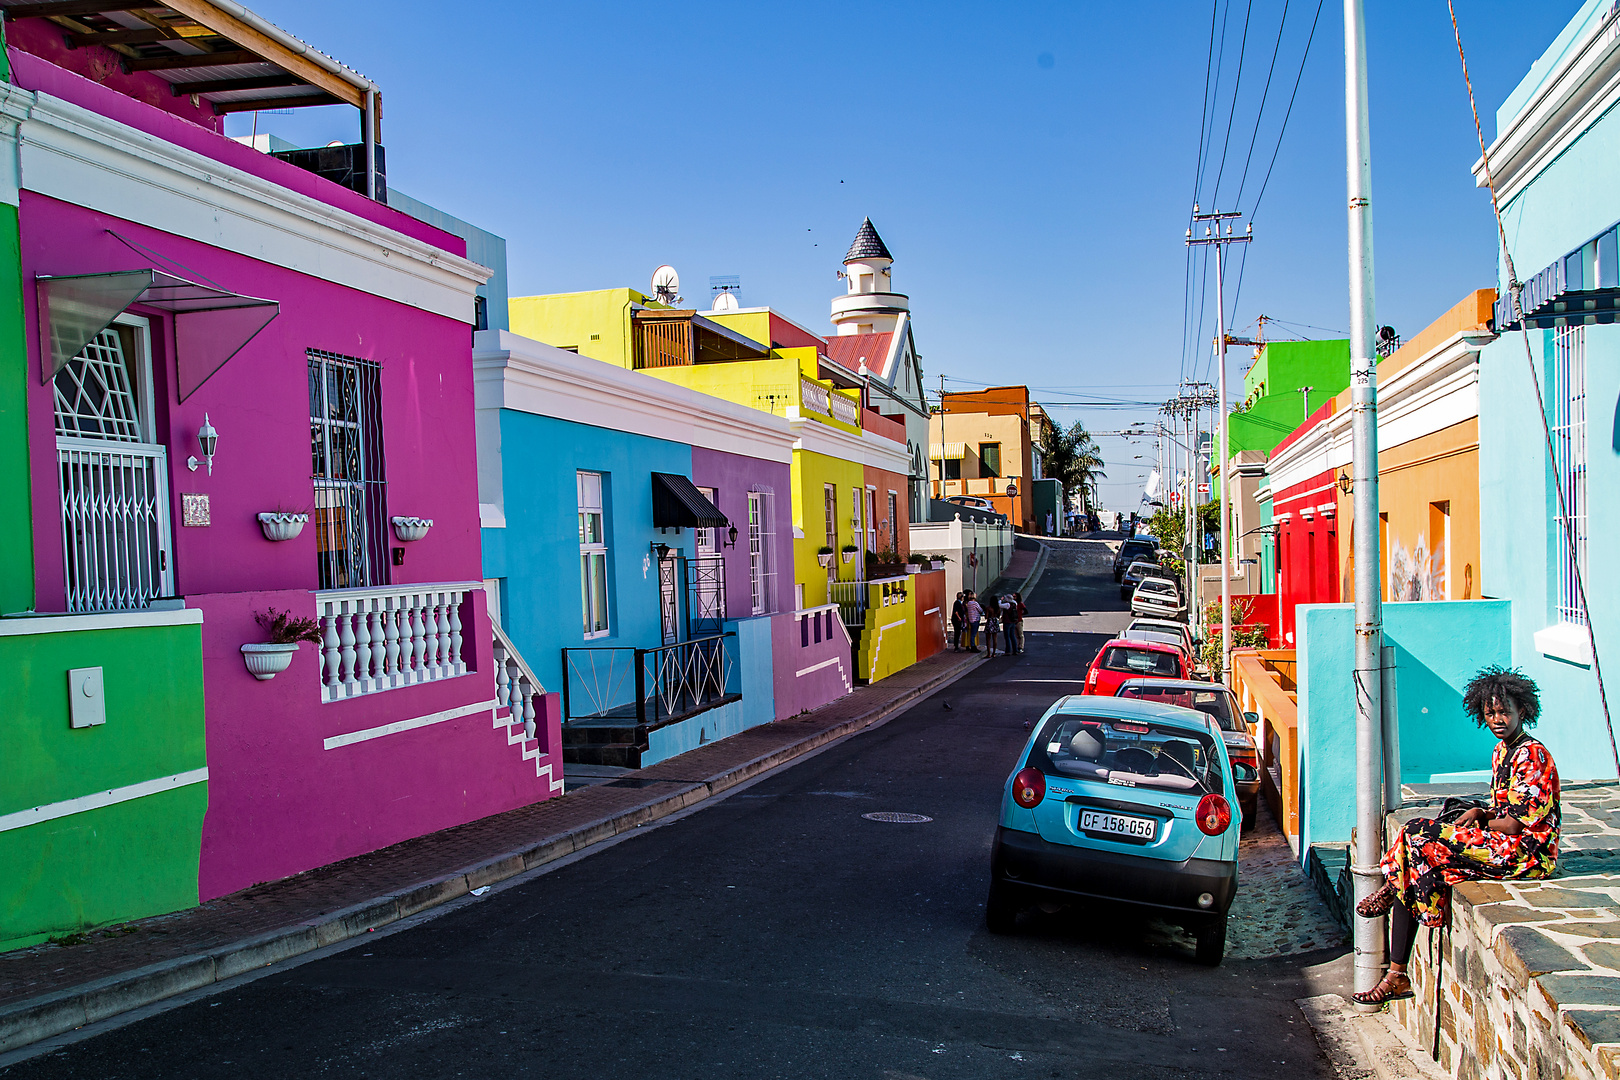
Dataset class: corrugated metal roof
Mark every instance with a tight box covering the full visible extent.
[823,332,891,374]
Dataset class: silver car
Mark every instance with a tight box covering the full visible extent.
[1118,559,1163,601]
[1131,576,1186,619]
[1114,678,1262,829]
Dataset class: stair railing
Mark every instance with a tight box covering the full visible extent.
[492,616,545,740]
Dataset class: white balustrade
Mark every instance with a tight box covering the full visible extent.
[492,618,545,740]
[316,583,477,702]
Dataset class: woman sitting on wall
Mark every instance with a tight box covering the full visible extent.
[1352,665,1561,1006]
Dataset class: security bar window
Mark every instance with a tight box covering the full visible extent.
[578,470,610,638]
[309,350,388,590]
[887,491,899,551]
[1551,326,1588,626]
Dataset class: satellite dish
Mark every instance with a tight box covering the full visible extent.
[712,290,739,312]
[651,265,681,306]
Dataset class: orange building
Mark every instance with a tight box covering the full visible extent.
[1334,291,1493,602]
[928,386,1056,530]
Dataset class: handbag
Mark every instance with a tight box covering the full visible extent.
[1437,796,1488,823]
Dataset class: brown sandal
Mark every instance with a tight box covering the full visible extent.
[1351,970,1413,1006]
[1357,882,1397,918]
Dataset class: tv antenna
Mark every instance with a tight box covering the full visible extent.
[650,265,681,307]
[710,274,741,311]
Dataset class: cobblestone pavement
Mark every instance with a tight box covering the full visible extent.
[1226,804,1349,958]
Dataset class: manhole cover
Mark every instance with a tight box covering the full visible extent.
[861,812,934,823]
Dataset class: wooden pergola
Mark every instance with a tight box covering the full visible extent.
[0,0,383,194]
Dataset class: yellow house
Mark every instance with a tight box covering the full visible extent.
[509,289,919,679]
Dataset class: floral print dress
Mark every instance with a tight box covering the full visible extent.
[1381,734,1560,927]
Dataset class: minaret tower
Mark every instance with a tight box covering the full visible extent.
[830,217,909,336]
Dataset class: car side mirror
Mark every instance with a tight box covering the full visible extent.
[1243,711,1259,728]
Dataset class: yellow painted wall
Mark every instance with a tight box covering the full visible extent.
[793,448,865,609]
[507,288,644,367]
[706,310,772,349]
[858,579,917,682]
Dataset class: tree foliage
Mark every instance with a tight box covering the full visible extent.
[1039,420,1106,513]
[1144,502,1222,564]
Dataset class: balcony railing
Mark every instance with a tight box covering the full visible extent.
[561,632,737,726]
[316,583,477,703]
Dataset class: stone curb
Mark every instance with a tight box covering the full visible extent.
[1019,541,1051,599]
[1298,993,1446,1080]
[0,652,985,1055]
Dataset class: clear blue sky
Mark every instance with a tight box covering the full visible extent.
[233,1,1581,510]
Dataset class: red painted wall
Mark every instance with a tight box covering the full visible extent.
[913,569,946,660]
[1273,470,1341,647]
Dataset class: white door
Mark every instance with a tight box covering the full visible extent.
[53,319,172,612]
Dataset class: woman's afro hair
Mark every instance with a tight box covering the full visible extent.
[1462,665,1541,729]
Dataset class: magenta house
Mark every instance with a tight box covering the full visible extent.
[6,6,560,902]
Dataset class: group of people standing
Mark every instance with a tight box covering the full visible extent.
[950,590,1026,658]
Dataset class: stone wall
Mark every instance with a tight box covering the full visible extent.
[1388,783,1620,1080]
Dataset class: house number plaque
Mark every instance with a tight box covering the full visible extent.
[181,493,211,527]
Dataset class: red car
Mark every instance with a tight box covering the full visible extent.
[1083,637,1191,697]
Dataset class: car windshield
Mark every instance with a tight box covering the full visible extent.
[1117,685,1240,732]
[1031,713,1224,794]
[1120,542,1154,559]
[1099,646,1180,676]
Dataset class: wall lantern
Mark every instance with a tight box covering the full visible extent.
[1336,469,1353,495]
[652,542,672,562]
[724,523,739,549]
[188,414,218,475]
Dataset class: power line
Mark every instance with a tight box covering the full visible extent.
[1209,0,1256,206]
[1248,0,1325,224]
[1234,0,1291,208]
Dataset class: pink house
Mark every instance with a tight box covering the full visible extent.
[7,4,561,902]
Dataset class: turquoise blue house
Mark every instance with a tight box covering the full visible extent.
[1472,0,1620,783]
[473,330,797,769]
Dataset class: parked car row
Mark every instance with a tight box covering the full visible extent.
[986,561,1263,964]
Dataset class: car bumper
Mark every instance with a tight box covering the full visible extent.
[991,826,1237,916]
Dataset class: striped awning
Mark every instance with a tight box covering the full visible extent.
[651,472,728,529]
[930,442,966,460]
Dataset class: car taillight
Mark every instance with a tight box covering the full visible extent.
[1195,793,1232,835]
[1012,767,1046,809]
[1230,750,1259,766]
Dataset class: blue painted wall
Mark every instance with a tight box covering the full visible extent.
[1478,3,1620,782]
[482,410,694,696]
[644,614,777,765]
[1296,600,1514,853]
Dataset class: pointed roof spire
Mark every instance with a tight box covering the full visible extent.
[844,217,893,263]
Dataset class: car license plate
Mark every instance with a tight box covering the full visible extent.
[1079,809,1157,841]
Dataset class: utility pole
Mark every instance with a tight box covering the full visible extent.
[1344,0,1386,1007]
[1187,209,1251,680]
[936,375,947,500]
[1299,385,1315,423]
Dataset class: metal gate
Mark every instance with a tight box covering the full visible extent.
[686,555,726,638]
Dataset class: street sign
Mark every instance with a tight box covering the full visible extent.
[1197,483,1210,494]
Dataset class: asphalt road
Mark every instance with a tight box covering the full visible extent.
[5,536,1352,1080]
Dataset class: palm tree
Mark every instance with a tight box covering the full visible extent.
[1038,420,1106,514]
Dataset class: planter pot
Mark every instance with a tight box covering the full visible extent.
[256,512,309,542]
[931,561,945,571]
[241,642,298,681]
[841,551,857,565]
[905,565,923,574]
[817,554,834,568]
[391,516,433,542]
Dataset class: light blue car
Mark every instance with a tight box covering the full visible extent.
[987,695,1241,964]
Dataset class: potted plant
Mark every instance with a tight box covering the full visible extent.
[841,543,859,565]
[817,544,835,569]
[869,545,905,578]
[929,553,950,571]
[242,607,323,681]
[905,552,929,574]
[256,504,310,542]
[392,516,433,542]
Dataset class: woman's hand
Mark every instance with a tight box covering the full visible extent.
[1456,807,1491,828]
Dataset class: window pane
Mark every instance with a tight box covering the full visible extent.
[590,552,609,632]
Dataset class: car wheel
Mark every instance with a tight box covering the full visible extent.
[1120,588,1130,601]
[1194,913,1227,966]
[985,881,1020,934]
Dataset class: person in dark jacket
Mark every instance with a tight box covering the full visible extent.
[950,592,966,651]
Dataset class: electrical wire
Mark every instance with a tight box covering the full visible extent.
[1234,0,1292,209]
[1210,0,1256,207]
[1248,0,1325,224]
[1449,0,1619,777]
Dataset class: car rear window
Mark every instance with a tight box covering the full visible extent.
[1139,581,1176,595]
[1031,713,1224,794]
[1117,686,1240,732]
[1100,646,1180,676]
[1119,542,1155,561]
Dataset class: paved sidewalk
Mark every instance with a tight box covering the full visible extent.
[0,648,985,1053]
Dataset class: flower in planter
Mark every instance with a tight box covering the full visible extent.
[254,607,323,645]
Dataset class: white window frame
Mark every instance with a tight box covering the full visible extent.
[748,491,775,616]
[578,470,610,639]
[1551,326,1588,626]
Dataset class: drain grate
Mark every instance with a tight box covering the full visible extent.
[861,812,934,823]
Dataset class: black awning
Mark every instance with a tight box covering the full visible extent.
[652,472,727,529]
